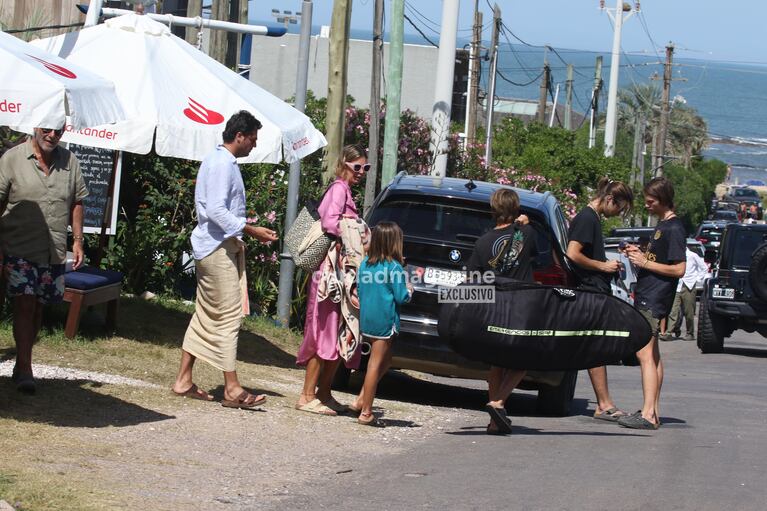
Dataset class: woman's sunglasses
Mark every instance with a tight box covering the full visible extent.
[345,162,371,173]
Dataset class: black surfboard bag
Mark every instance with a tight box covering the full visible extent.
[438,277,652,371]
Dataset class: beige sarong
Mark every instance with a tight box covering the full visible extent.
[183,238,248,372]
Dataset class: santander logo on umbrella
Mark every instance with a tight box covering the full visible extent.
[26,54,77,79]
[183,97,224,125]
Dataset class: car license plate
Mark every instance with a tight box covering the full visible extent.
[712,286,735,299]
[423,267,465,288]
[711,241,720,247]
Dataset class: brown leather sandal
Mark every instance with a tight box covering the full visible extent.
[222,391,267,409]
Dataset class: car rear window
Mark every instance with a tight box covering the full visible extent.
[368,200,493,243]
[698,228,722,240]
[734,188,759,198]
[731,230,767,268]
[368,198,556,268]
[712,210,738,220]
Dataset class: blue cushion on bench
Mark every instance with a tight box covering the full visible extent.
[65,266,124,290]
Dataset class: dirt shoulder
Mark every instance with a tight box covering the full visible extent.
[0,298,477,511]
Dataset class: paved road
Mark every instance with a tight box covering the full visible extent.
[267,330,767,511]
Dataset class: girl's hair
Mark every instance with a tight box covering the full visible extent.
[595,177,634,215]
[644,176,675,209]
[367,221,404,265]
[490,188,520,225]
[334,144,367,178]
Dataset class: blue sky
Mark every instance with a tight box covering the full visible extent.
[250,1,767,65]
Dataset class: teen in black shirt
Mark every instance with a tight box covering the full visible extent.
[567,178,634,423]
[620,177,686,430]
[469,188,535,435]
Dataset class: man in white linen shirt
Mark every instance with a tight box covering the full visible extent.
[172,110,278,408]
[661,247,709,342]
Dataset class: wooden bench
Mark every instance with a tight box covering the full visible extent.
[63,267,123,339]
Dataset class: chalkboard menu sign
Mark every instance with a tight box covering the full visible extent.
[66,144,122,235]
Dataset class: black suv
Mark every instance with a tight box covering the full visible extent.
[697,223,767,353]
[364,173,578,416]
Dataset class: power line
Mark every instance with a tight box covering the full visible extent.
[637,11,662,60]
[546,45,590,78]
[405,1,476,33]
[497,69,544,87]
[402,13,438,48]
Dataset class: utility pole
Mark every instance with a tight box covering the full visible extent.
[381,0,405,185]
[210,0,230,64]
[537,62,550,124]
[564,64,573,130]
[363,0,384,216]
[276,0,314,327]
[185,0,202,46]
[602,0,637,157]
[483,4,501,169]
[653,43,675,176]
[465,1,482,146]
[323,0,352,183]
[631,113,645,186]
[588,55,603,148]
[549,83,560,127]
[429,0,460,177]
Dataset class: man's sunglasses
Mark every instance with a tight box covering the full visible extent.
[41,128,64,136]
[345,162,371,173]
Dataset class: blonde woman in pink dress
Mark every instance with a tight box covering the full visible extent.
[295,144,368,415]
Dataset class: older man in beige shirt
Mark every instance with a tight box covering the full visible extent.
[0,127,88,394]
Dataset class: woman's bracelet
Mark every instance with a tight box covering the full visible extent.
[73,235,85,242]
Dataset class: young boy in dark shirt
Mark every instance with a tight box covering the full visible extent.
[620,177,686,430]
[465,188,537,435]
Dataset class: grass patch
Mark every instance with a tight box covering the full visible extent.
[0,295,306,510]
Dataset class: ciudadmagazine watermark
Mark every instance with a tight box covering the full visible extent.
[350,269,497,304]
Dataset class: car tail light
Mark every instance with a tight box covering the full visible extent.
[534,264,571,286]
[696,237,708,244]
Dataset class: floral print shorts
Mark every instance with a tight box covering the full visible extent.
[4,256,65,304]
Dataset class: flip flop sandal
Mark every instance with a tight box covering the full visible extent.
[294,398,337,416]
[221,391,267,409]
[357,412,385,428]
[617,413,660,430]
[485,405,512,434]
[171,383,213,401]
[593,407,627,422]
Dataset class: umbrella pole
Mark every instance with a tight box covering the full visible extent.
[94,150,119,267]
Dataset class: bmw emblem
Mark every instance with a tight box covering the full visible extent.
[449,249,462,262]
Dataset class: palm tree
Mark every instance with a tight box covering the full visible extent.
[668,103,709,168]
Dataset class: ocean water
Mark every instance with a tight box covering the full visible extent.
[274,24,767,184]
[480,46,767,186]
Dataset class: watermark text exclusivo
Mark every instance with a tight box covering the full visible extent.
[437,285,496,304]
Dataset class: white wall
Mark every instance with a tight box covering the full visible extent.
[249,33,439,117]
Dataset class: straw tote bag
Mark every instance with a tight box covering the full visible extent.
[284,186,334,272]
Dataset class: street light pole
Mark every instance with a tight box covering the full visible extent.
[276,0,313,327]
[602,0,637,157]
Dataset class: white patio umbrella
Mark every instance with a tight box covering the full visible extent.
[30,14,326,163]
[0,30,125,130]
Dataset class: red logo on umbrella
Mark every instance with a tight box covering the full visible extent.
[26,54,77,79]
[183,98,225,125]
